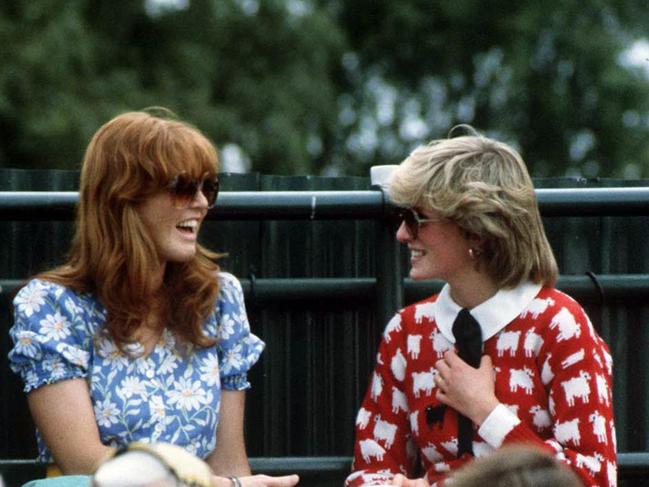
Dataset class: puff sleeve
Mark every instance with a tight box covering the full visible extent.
[214,273,265,391]
[9,279,94,393]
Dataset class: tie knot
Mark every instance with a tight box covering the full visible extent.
[452,308,482,368]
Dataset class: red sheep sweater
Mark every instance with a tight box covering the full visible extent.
[346,283,616,487]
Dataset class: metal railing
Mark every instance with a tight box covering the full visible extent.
[1,186,649,484]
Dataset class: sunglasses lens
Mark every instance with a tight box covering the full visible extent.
[169,175,219,208]
[170,176,199,208]
[201,178,219,208]
[395,209,418,239]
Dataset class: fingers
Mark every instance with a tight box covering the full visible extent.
[239,474,300,487]
[266,475,300,487]
[266,474,300,486]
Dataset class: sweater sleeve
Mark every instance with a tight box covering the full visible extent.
[346,312,418,487]
[479,298,616,487]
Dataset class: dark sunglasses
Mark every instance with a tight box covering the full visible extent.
[167,174,220,209]
[395,207,444,239]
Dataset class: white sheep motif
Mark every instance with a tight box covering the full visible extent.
[561,348,585,369]
[441,438,458,456]
[373,415,397,449]
[549,307,582,342]
[407,334,422,359]
[371,372,383,401]
[412,368,436,398]
[383,314,402,343]
[430,329,452,357]
[359,439,386,463]
[496,330,521,357]
[529,405,552,430]
[409,410,419,436]
[509,367,534,394]
[355,407,371,429]
[414,302,436,324]
[561,370,591,407]
[589,411,608,444]
[421,443,443,462]
[524,330,543,358]
[390,348,407,382]
[575,452,604,476]
[596,373,610,406]
[555,418,581,446]
[391,386,408,414]
[520,297,556,319]
[541,353,554,385]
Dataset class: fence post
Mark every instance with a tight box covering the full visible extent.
[371,166,403,327]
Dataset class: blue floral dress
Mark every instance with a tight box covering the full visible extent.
[8,272,265,462]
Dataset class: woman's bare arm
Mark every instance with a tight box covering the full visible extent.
[27,378,114,474]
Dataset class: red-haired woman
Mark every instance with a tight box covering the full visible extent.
[9,111,298,487]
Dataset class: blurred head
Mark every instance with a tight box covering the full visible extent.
[389,126,557,288]
[92,442,213,487]
[449,446,583,487]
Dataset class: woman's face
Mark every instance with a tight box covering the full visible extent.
[396,207,473,282]
[136,187,209,266]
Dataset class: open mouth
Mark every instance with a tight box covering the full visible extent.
[411,249,425,258]
[176,219,199,235]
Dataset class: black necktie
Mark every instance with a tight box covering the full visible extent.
[452,308,483,457]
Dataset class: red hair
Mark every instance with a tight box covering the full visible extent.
[40,111,222,352]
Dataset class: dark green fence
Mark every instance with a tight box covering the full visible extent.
[1,169,649,487]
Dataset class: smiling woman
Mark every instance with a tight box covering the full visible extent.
[347,127,616,487]
[7,110,299,487]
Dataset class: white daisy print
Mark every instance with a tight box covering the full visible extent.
[55,342,89,368]
[221,344,244,375]
[199,353,220,387]
[39,312,71,341]
[158,352,179,375]
[64,297,83,317]
[218,315,236,340]
[119,376,147,398]
[97,338,129,371]
[149,395,167,422]
[166,376,207,411]
[13,331,41,358]
[94,397,120,428]
[15,285,48,318]
[43,356,67,380]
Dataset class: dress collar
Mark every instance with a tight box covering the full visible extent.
[435,281,542,343]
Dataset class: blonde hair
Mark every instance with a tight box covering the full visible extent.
[39,110,222,351]
[450,446,583,487]
[389,127,557,288]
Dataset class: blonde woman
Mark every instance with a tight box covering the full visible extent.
[347,129,616,486]
[9,111,298,487]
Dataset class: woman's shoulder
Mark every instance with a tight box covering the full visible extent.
[13,277,101,329]
[531,286,587,317]
[16,278,93,301]
[215,271,245,303]
[217,271,242,289]
[399,294,440,323]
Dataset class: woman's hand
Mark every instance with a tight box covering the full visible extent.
[434,350,499,424]
[213,474,300,486]
[389,473,429,486]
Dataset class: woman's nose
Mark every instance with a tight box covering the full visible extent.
[396,221,412,243]
[190,188,209,209]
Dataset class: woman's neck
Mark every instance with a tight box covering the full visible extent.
[448,272,499,309]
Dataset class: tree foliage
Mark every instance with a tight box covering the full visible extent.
[1,0,648,177]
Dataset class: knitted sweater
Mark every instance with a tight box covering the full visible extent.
[346,285,616,487]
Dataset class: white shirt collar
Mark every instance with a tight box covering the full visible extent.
[435,281,542,343]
